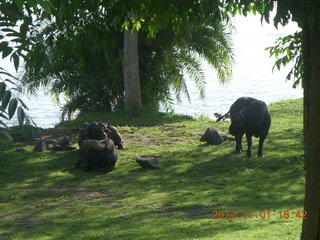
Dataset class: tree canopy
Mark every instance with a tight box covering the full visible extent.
[0,0,234,116]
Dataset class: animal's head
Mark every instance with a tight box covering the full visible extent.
[87,122,108,140]
[229,111,245,136]
[107,125,125,149]
[78,122,125,149]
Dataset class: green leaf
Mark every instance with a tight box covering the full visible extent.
[5,78,19,86]
[0,82,6,98]
[0,128,13,141]
[58,0,67,20]
[17,106,25,126]
[0,112,8,120]
[5,32,21,38]
[11,53,20,71]
[26,0,38,9]
[39,1,52,15]
[14,0,24,12]
[0,71,16,79]
[10,37,23,43]
[19,22,28,36]
[1,28,16,33]
[0,41,9,52]
[2,90,12,110]
[8,98,18,119]
[275,60,281,71]
[2,46,13,58]
[18,98,29,110]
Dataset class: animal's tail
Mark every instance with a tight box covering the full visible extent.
[216,111,230,122]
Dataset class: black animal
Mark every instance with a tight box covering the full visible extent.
[78,122,125,149]
[77,138,118,172]
[217,97,271,157]
[74,122,123,172]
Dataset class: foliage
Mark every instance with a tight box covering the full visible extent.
[266,31,303,88]
[139,21,233,110]
[0,67,32,140]
[222,1,313,28]
[0,1,42,69]
[0,99,304,239]
[21,20,124,119]
[18,1,233,116]
[0,1,234,118]
[222,1,311,91]
[0,1,312,94]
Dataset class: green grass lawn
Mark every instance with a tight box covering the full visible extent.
[0,99,304,240]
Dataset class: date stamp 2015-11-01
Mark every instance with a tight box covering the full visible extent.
[210,210,307,220]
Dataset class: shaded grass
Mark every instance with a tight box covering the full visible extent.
[58,109,195,128]
[0,99,304,239]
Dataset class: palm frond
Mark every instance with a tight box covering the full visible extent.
[178,51,206,98]
[175,22,234,84]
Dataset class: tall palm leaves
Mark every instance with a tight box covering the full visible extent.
[0,67,33,140]
[139,21,233,109]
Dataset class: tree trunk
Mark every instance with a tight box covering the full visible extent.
[301,10,320,240]
[123,19,143,111]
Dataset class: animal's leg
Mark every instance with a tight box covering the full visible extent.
[239,133,244,152]
[246,133,252,157]
[258,136,266,157]
[235,133,244,153]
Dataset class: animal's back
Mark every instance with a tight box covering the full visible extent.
[244,100,271,137]
[230,97,257,113]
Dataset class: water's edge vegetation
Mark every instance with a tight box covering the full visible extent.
[0,98,304,239]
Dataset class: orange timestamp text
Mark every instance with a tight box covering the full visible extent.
[210,210,307,220]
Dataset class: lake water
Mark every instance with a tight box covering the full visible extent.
[171,15,303,118]
[3,14,303,128]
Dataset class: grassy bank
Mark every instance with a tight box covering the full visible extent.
[0,99,304,240]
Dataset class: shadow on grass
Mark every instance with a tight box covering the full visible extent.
[58,110,196,128]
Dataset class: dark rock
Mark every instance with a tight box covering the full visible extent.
[33,137,77,152]
[135,155,160,169]
[52,144,62,150]
[45,139,58,150]
[45,139,58,145]
[61,144,77,151]
[200,128,224,145]
[58,137,71,146]
[46,143,56,150]
[55,137,76,150]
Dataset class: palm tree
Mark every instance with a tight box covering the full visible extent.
[139,21,233,110]
[20,16,233,116]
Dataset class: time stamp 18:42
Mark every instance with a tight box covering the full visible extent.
[211,210,308,220]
